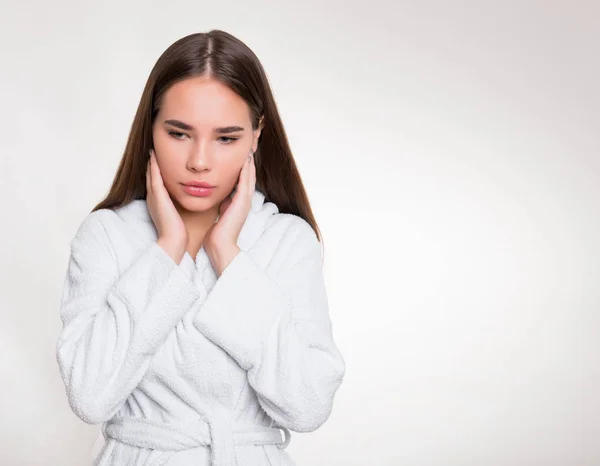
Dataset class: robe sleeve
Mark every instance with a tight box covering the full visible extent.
[194,218,346,432]
[55,210,201,424]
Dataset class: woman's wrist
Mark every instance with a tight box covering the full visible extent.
[157,236,186,265]
[209,243,241,277]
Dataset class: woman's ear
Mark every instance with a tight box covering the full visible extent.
[253,116,264,149]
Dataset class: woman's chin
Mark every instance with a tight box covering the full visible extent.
[179,198,213,212]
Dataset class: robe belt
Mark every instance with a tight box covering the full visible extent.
[102,416,291,466]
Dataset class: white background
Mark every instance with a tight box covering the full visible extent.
[0,1,597,465]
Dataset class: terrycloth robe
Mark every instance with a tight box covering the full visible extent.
[55,188,346,466]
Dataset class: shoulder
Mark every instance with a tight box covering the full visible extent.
[259,212,322,265]
[72,208,116,240]
[70,201,147,257]
[68,208,120,257]
[71,200,149,245]
[268,213,318,244]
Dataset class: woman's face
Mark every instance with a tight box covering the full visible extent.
[151,75,262,213]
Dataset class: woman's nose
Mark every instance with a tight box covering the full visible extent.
[186,142,212,171]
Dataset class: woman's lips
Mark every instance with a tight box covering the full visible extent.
[182,184,215,197]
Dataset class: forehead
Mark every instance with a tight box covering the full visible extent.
[159,76,250,125]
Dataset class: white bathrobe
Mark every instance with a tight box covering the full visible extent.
[56,188,345,466]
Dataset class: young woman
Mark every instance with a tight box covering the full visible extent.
[55,30,346,466]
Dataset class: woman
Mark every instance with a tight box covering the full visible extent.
[55,30,346,466]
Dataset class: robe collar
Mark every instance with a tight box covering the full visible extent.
[114,187,279,266]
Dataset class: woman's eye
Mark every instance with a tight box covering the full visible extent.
[168,132,237,144]
[168,131,187,140]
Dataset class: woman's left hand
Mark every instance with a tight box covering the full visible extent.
[204,150,256,276]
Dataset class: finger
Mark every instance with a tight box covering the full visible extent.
[249,153,256,195]
[241,152,251,198]
[150,151,162,190]
[247,153,254,197]
[219,196,232,215]
[234,156,247,201]
[240,153,249,191]
[150,151,158,191]
[146,152,152,195]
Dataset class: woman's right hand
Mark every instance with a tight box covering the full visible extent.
[147,149,188,263]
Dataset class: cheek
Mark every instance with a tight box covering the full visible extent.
[221,156,246,182]
[154,155,179,189]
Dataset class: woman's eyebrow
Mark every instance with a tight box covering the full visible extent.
[163,119,245,133]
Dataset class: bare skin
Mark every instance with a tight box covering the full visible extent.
[147,75,263,272]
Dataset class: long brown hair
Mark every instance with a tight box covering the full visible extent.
[92,30,323,246]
